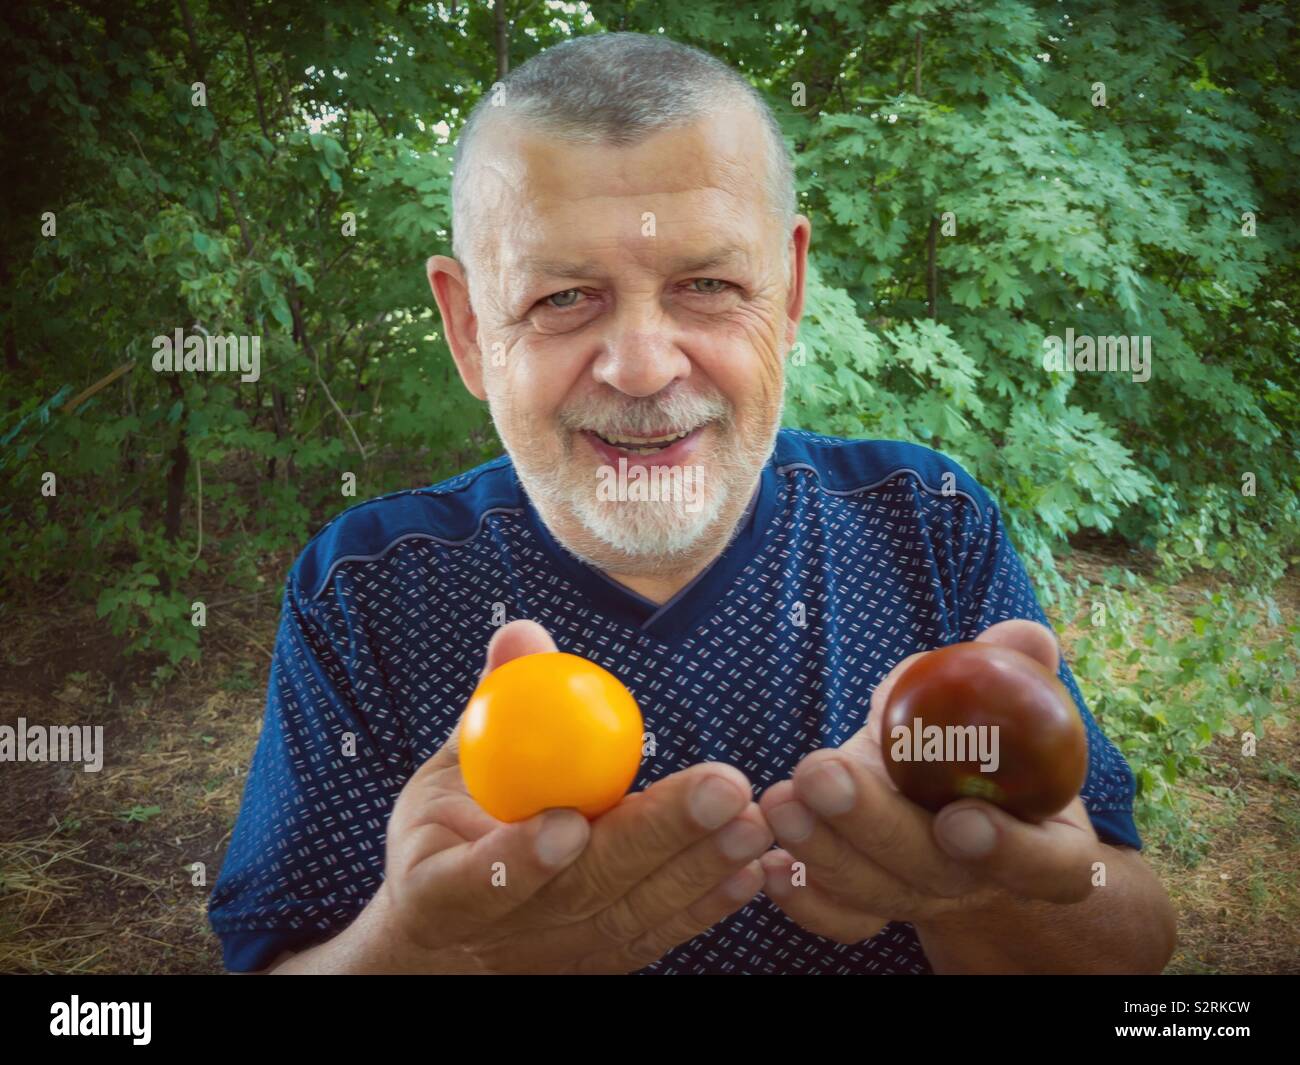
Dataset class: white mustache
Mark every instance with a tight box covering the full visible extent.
[559,398,731,437]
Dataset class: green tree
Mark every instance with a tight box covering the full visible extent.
[1,0,1296,671]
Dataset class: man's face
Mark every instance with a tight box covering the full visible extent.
[432,105,809,576]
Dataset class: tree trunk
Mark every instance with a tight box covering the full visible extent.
[163,377,189,543]
[927,216,939,321]
[270,385,294,482]
[0,255,15,375]
[495,0,509,79]
[914,30,923,96]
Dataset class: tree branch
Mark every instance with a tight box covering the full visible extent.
[289,290,367,460]
[914,29,923,97]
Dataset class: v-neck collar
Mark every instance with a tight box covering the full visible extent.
[516,453,781,642]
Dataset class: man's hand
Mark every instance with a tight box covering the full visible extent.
[756,620,1102,944]
[378,619,773,974]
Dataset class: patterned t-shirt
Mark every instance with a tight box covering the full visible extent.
[208,428,1141,974]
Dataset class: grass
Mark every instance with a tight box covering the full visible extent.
[1,540,1296,974]
[1049,538,1300,973]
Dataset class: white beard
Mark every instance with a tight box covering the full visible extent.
[497,377,783,572]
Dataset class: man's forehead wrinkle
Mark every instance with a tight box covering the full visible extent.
[470,108,766,214]
[510,239,753,287]
[485,199,775,311]
[506,108,764,198]
[471,112,775,302]
[513,184,757,262]
[462,122,528,205]
[458,131,528,281]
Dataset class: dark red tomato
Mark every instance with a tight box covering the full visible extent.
[880,642,1087,822]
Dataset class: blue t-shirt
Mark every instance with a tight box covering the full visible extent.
[208,428,1141,974]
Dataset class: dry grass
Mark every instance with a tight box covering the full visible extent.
[1053,540,1300,974]
[0,587,274,974]
[1140,725,1300,974]
[1,542,1296,973]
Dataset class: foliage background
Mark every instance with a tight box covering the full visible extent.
[1,1,1297,860]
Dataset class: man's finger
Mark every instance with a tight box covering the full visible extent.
[848,650,928,777]
[428,619,559,772]
[515,803,772,969]
[534,762,753,918]
[573,860,767,974]
[785,747,983,899]
[759,849,889,945]
[481,618,558,680]
[400,805,593,943]
[973,619,1060,673]
[931,796,1097,903]
[869,652,929,721]
[585,802,772,939]
[759,789,921,915]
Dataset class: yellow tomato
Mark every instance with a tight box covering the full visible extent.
[459,651,644,822]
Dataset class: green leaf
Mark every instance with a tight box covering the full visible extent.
[270,294,293,331]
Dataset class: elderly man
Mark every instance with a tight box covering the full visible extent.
[209,32,1175,974]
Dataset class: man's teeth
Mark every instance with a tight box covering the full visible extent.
[607,430,689,444]
[595,428,693,454]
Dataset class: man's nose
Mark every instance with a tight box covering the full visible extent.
[590,298,690,398]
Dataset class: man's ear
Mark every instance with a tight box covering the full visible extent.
[427,254,486,400]
[784,214,813,351]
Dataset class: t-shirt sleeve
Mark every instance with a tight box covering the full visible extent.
[207,568,412,971]
[950,487,1143,851]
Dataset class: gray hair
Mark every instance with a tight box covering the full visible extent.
[449,31,796,270]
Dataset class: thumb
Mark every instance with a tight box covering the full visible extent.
[432,620,559,770]
[481,618,559,679]
[974,619,1060,674]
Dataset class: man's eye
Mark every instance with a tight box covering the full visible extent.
[688,278,730,294]
[544,289,582,308]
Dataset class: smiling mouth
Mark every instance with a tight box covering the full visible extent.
[587,428,696,455]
